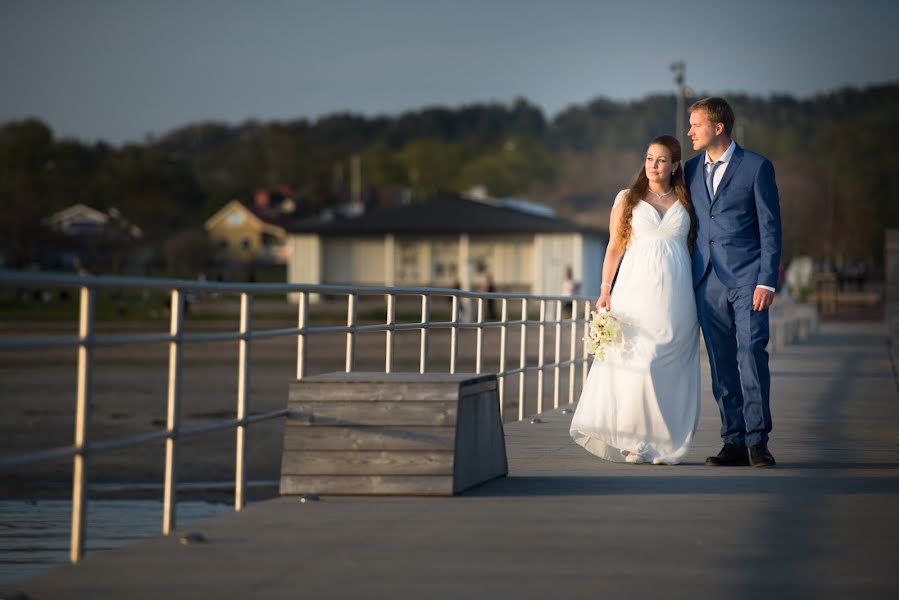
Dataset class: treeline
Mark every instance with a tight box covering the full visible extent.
[1,83,897,268]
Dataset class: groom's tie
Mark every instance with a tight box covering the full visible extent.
[705,160,723,199]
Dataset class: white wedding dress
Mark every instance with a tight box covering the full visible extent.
[569,190,700,465]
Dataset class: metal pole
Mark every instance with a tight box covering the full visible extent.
[553,299,562,409]
[671,61,686,153]
[235,293,252,511]
[419,295,430,374]
[70,286,94,564]
[518,298,528,421]
[345,293,357,373]
[350,153,362,205]
[582,300,590,389]
[498,297,508,418]
[385,294,395,373]
[162,289,184,536]
[296,292,308,380]
[450,295,459,374]
[568,300,577,404]
[475,298,484,374]
[537,299,546,414]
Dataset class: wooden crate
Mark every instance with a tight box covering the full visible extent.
[280,372,507,496]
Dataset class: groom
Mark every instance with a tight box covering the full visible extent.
[685,97,782,468]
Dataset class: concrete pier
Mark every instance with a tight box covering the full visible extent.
[4,321,898,599]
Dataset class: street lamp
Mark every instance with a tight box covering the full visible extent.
[670,61,686,151]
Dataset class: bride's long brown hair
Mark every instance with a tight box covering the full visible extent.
[616,135,695,251]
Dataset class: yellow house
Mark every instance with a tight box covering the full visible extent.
[204,200,290,264]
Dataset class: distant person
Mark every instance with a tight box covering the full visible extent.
[848,259,867,291]
[479,269,497,320]
[569,134,701,465]
[685,97,782,469]
[561,266,580,318]
[856,260,868,291]
[785,256,814,301]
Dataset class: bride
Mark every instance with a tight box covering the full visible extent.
[569,135,701,465]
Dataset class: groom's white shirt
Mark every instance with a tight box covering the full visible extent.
[704,141,776,293]
[704,140,736,195]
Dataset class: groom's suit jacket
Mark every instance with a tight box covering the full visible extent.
[685,144,782,289]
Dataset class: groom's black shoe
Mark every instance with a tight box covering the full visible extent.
[705,443,750,466]
[749,444,777,468]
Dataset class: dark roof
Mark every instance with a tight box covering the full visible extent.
[287,195,607,236]
[243,202,295,229]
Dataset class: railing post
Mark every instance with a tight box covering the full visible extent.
[476,297,484,374]
[568,300,577,404]
[419,294,430,374]
[70,286,94,564]
[537,299,546,414]
[518,298,528,421]
[296,292,308,380]
[553,299,562,409]
[345,293,357,373]
[235,292,252,511]
[498,298,508,417]
[163,289,184,536]
[582,300,590,389]
[385,293,395,373]
[450,295,459,374]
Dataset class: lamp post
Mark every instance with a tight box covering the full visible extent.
[671,61,686,151]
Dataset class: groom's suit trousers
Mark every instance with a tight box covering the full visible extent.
[696,267,772,447]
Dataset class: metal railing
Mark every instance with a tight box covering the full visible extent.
[0,270,594,563]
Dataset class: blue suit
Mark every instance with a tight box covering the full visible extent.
[685,144,782,448]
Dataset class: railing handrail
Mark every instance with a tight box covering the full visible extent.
[0,318,579,350]
[0,269,593,303]
[0,408,291,469]
[1,269,595,565]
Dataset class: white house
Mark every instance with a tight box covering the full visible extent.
[43,204,142,240]
[286,195,607,302]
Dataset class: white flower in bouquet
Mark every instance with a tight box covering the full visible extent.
[585,309,623,360]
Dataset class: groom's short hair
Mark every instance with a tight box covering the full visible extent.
[689,97,735,137]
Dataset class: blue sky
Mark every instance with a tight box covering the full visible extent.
[1,0,897,145]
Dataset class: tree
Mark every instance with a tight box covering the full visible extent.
[162,230,215,275]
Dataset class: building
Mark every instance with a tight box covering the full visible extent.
[204,199,292,264]
[40,204,145,271]
[43,204,143,240]
[285,195,607,302]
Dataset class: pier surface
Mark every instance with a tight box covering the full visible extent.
[5,322,899,599]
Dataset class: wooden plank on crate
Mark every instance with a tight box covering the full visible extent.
[287,401,457,427]
[295,372,496,385]
[290,383,456,402]
[283,426,456,451]
[281,450,454,476]
[279,474,455,496]
[290,378,495,402]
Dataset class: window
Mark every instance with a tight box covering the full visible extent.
[226,212,246,226]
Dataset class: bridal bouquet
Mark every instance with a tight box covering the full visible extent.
[585,309,623,360]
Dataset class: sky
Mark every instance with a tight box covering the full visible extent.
[1,0,897,145]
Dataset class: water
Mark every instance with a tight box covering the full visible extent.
[0,499,232,586]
